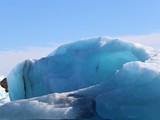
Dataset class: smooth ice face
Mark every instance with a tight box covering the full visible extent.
[7,37,154,100]
[7,62,26,100]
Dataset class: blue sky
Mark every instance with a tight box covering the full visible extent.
[1,0,160,49]
[1,0,160,75]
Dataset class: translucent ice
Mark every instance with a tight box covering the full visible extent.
[8,37,153,100]
[2,37,160,120]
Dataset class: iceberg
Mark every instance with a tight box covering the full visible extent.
[7,37,154,100]
[1,37,160,119]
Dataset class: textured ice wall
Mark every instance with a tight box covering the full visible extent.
[7,37,156,100]
[2,58,160,119]
[71,54,160,119]
[1,37,160,119]
[0,93,97,120]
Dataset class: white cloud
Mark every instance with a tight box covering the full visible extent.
[0,47,55,76]
[116,32,160,48]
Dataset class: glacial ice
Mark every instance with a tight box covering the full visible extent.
[0,76,10,105]
[7,37,154,100]
[0,75,5,81]
[1,37,160,119]
[0,86,9,106]
[0,93,97,120]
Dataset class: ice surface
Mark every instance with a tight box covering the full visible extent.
[0,76,10,105]
[1,37,160,119]
[0,86,9,106]
[0,92,97,120]
[0,75,5,82]
[7,37,155,100]
[96,61,160,119]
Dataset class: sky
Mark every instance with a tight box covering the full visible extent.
[0,0,160,75]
